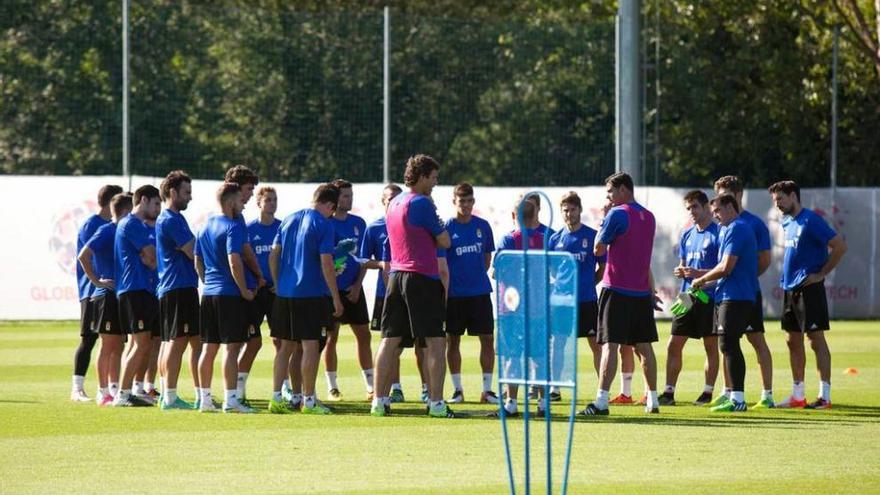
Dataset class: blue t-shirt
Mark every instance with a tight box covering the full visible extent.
[331,214,367,290]
[715,218,758,302]
[274,209,336,298]
[549,224,606,302]
[360,217,390,298]
[442,216,495,298]
[739,210,772,252]
[248,218,281,287]
[84,222,117,298]
[678,222,721,299]
[156,209,198,297]
[232,214,259,290]
[146,224,158,295]
[114,214,155,296]
[781,208,836,291]
[76,214,110,300]
[195,215,247,297]
[597,207,629,245]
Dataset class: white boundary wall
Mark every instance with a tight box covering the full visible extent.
[0,175,876,320]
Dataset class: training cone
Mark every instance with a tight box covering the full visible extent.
[844,367,859,376]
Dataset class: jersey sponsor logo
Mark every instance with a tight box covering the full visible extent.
[454,243,482,256]
[254,244,273,255]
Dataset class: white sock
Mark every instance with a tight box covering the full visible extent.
[451,373,463,391]
[504,398,518,414]
[595,389,610,410]
[382,396,392,407]
[200,388,212,403]
[164,389,177,405]
[703,384,714,394]
[144,381,155,393]
[362,368,374,393]
[194,387,202,401]
[282,379,291,391]
[72,375,85,390]
[118,389,131,400]
[793,381,806,400]
[391,383,402,391]
[482,373,493,392]
[291,393,303,404]
[133,381,144,395]
[647,390,659,409]
[109,382,119,397]
[761,389,773,401]
[372,397,383,408]
[224,389,237,406]
[272,391,282,402]
[304,395,316,408]
[550,386,561,394]
[159,377,165,393]
[731,391,745,403]
[326,371,338,391]
[421,383,428,392]
[237,372,249,399]
[819,381,831,402]
[723,387,732,398]
[664,384,675,394]
[621,373,633,397]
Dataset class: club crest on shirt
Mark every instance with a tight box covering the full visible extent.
[582,238,589,248]
[476,228,483,238]
[703,238,710,249]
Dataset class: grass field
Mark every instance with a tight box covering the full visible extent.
[0,320,878,494]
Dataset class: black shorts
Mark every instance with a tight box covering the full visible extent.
[245,286,275,338]
[445,294,494,336]
[381,271,446,347]
[744,291,765,333]
[336,288,369,326]
[270,296,332,342]
[200,295,248,344]
[596,289,658,345]
[370,297,384,331]
[782,282,830,333]
[670,297,715,339]
[79,298,97,337]
[159,287,200,341]
[91,293,122,336]
[118,290,158,336]
[713,300,754,337]
[577,301,599,338]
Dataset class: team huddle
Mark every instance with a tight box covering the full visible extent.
[68,155,847,418]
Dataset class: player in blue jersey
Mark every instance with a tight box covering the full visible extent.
[548,192,606,399]
[442,183,498,405]
[324,179,373,401]
[769,181,847,409]
[224,165,266,405]
[112,185,161,407]
[133,217,161,403]
[78,192,131,406]
[692,194,759,413]
[156,170,202,410]
[268,183,344,415]
[661,190,720,406]
[71,184,122,402]
[194,182,256,413]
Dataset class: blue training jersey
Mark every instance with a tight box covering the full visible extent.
[146,224,158,295]
[274,209,336,298]
[76,214,110,300]
[248,218,281,287]
[781,208,836,291]
[84,222,117,298]
[331,214,367,291]
[678,222,721,299]
[549,224,605,302]
[114,214,155,296]
[716,217,758,302]
[156,209,198,297]
[195,214,247,297]
[443,216,494,298]
[360,217,390,298]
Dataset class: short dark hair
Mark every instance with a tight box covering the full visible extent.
[559,191,582,210]
[683,189,709,205]
[768,180,801,202]
[403,154,440,187]
[714,175,743,194]
[710,193,740,213]
[384,183,402,195]
[525,192,541,208]
[110,193,133,218]
[97,185,124,208]
[313,183,340,207]
[224,165,259,187]
[216,182,241,205]
[256,186,276,202]
[332,179,353,190]
[454,182,474,197]
[160,170,191,201]
[515,197,537,223]
[133,185,160,205]
[605,172,634,192]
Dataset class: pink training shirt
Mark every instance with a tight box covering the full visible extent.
[598,202,655,295]
[386,192,445,278]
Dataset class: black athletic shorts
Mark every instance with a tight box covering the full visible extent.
[118,290,159,336]
[596,288,658,345]
[445,294,494,336]
[381,271,446,347]
[245,286,275,338]
[670,297,715,339]
[200,295,248,344]
[713,300,754,338]
[159,287,199,341]
[578,301,599,338]
[782,281,830,333]
[80,298,97,337]
[336,288,369,326]
[91,292,122,336]
[370,296,384,331]
[744,291,766,333]
[270,296,332,342]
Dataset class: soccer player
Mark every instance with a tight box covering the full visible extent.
[78,192,131,406]
[133,217,161,402]
[769,180,847,409]
[72,184,122,401]
[194,182,256,413]
[442,182,498,405]
[372,154,453,418]
[692,194,758,413]
[661,190,720,406]
[549,192,606,387]
[712,175,775,409]
[268,183,344,415]
[112,185,161,407]
[324,179,373,401]
[224,165,265,403]
[156,170,201,410]
[582,172,661,416]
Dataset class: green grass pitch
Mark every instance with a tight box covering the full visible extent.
[0,320,878,494]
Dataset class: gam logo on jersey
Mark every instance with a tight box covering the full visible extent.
[50,200,97,275]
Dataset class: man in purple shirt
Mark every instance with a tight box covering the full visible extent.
[372,155,453,418]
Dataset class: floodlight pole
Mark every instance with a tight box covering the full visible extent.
[122,0,131,190]
[616,0,642,184]
[383,6,391,184]
[831,25,839,191]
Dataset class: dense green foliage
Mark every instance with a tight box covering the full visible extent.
[1,1,877,186]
